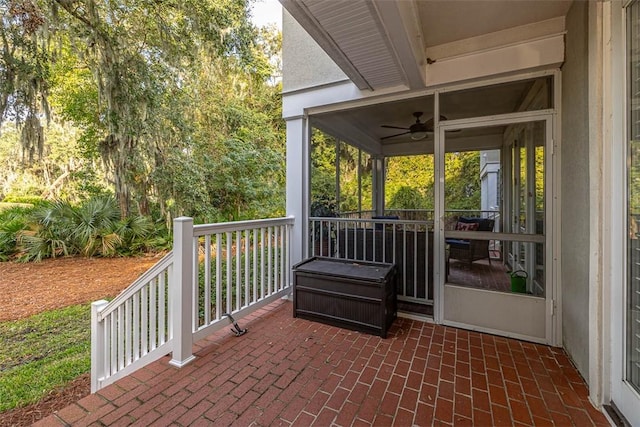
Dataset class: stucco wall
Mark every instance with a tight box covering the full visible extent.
[560,0,590,379]
[282,10,348,93]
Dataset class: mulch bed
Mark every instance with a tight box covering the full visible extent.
[0,375,90,426]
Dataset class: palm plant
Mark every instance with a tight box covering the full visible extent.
[69,196,121,257]
[18,200,76,261]
[115,215,154,254]
[13,195,166,261]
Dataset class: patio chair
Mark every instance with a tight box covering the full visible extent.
[446,217,495,267]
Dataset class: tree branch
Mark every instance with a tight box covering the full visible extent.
[52,0,93,29]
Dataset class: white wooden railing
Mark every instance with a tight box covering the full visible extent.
[91,251,173,392]
[91,216,294,392]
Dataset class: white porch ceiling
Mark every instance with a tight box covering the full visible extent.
[281,1,564,157]
[419,1,572,47]
[280,0,571,91]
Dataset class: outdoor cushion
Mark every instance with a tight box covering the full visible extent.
[445,239,471,249]
[456,221,479,231]
[458,216,494,231]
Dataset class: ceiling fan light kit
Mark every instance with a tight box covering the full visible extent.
[410,130,428,140]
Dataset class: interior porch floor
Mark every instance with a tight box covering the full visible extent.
[398,257,516,318]
[37,298,609,427]
[448,257,513,293]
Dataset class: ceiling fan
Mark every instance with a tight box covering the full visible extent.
[380,111,444,141]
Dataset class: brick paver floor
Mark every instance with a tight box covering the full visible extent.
[37,299,610,426]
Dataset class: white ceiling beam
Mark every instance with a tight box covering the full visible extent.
[370,0,427,89]
[426,16,566,61]
[425,35,565,87]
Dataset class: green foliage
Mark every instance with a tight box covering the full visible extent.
[1,0,286,221]
[631,141,640,214]
[0,304,90,412]
[311,140,484,215]
[338,147,372,213]
[19,200,75,261]
[209,138,283,221]
[311,130,338,204]
[0,195,166,261]
[2,195,42,204]
[0,206,31,260]
[0,202,31,210]
[388,186,427,210]
[444,151,481,210]
[535,145,545,211]
[385,155,435,209]
[115,215,153,250]
[0,0,51,161]
[310,132,374,214]
[0,121,110,203]
[153,137,284,224]
[68,196,122,257]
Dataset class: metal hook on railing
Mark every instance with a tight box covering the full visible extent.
[222,313,247,337]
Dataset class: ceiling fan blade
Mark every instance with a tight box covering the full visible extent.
[381,125,410,130]
[381,131,411,140]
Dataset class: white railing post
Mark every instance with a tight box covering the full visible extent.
[169,217,196,368]
[91,299,109,393]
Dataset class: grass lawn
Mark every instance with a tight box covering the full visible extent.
[0,304,90,412]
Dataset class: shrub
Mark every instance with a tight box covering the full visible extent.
[18,200,75,261]
[69,196,121,257]
[0,207,31,261]
[13,196,169,261]
[115,215,156,255]
[388,186,427,210]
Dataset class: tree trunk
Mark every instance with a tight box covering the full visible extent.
[101,134,134,218]
[41,170,70,200]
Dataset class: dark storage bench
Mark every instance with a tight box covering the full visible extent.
[292,257,397,338]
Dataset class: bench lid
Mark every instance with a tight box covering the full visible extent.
[293,257,395,282]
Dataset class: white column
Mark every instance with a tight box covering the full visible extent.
[286,117,309,265]
[90,299,108,393]
[336,140,341,213]
[372,156,385,215]
[169,217,196,368]
[357,149,362,215]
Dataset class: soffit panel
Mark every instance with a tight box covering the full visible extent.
[301,0,404,89]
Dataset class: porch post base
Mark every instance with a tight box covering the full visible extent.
[169,355,196,368]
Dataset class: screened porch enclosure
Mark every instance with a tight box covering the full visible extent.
[306,75,554,323]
